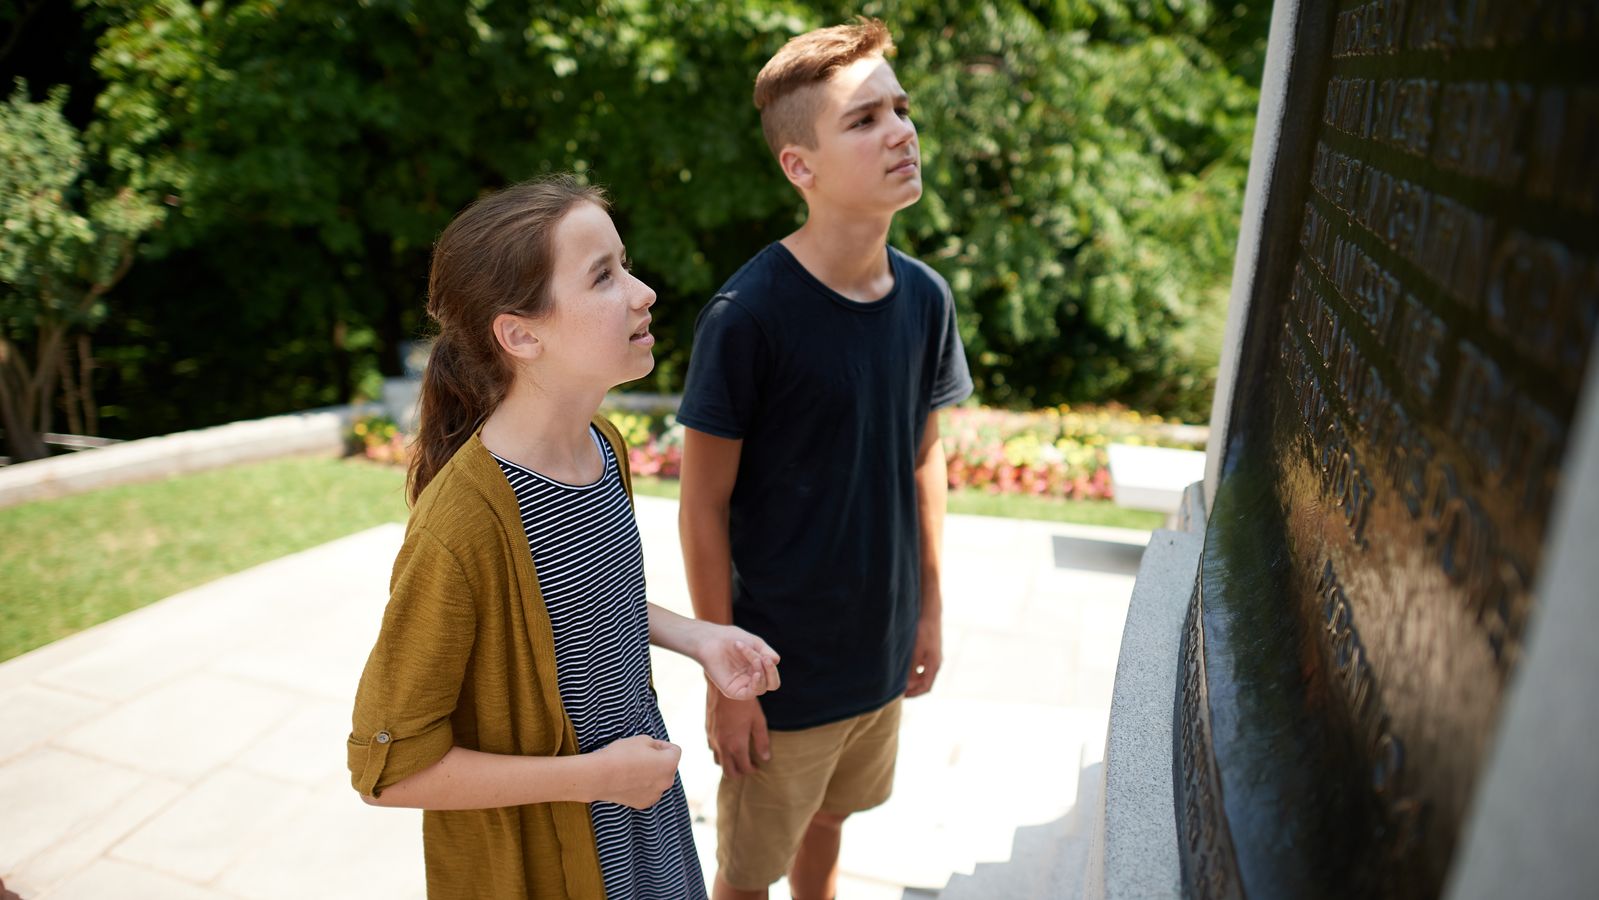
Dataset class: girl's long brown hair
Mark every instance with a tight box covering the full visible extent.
[407,175,608,504]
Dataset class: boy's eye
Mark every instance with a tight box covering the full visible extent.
[595,268,611,285]
[896,107,911,119]
[853,115,873,129]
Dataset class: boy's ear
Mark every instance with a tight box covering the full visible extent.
[492,312,543,362]
[779,145,815,192]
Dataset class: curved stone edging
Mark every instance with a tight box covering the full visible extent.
[0,402,383,509]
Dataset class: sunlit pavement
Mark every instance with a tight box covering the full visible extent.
[0,496,1148,899]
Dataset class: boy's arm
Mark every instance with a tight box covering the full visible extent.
[907,410,948,697]
[678,427,772,777]
[678,427,742,627]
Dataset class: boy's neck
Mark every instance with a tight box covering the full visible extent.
[781,206,896,303]
[480,378,608,484]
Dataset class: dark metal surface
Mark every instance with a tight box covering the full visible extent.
[1175,2,1599,897]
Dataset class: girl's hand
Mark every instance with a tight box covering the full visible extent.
[697,625,781,701]
[591,735,683,810]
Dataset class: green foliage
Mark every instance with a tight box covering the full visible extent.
[47,0,1264,436]
[0,77,163,458]
[863,0,1260,416]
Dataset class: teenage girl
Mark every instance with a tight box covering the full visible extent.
[348,175,780,900]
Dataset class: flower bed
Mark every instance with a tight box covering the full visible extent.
[349,414,407,465]
[940,405,1202,500]
[608,411,684,480]
[349,404,1203,502]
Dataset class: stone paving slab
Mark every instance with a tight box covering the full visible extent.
[0,497,1146,898]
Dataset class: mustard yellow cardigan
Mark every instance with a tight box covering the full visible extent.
[348,416,635,899]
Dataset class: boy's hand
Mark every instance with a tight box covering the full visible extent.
[697,625,781,701]
[706,687,771,777]
[591,734,682,810]
[905,615,943,697]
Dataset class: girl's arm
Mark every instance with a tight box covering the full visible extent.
[364,736,680,811]
[647,603,781,701]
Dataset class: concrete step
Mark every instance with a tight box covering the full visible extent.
[1067,764,1102,825]
[939,832,1089,900]
[937,752,1106,899]
[1040,833,1091,899]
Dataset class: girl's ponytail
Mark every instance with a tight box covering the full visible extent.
[407,334,499,504]
[404,175,608,505]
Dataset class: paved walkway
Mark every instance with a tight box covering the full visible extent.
[0,497,1147,899]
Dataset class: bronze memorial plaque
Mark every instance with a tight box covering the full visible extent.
[1175,2,1599,897]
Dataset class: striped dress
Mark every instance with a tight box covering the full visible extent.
[493,427,707,900]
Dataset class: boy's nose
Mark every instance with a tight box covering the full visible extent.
[888,115,916,147]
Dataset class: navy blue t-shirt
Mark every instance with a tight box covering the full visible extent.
[677,241,973,730]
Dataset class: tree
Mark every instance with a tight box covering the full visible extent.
[48,0,1265,436]
[0,79,163,460]
[863,0,1263,416]
[77,0,805,431]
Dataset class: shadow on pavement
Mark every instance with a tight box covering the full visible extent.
[1052,534,1146,576]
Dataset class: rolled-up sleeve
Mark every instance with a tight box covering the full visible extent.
[348,527,476,797]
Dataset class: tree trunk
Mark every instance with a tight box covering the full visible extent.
[59,339,84,435]
[0,379,48,463]
[0,337,45,461]
[79,332,98,436]
[31,322,64,440]
[0,327,66,463]
[1,232,137,461]
[5,426,49,461]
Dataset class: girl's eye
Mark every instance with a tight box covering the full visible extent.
[597,256,631,286]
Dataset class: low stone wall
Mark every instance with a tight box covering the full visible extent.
[0,403,381,509]
[383,378,681,433]
[0,385,689,510]
[1082,514,1201,900]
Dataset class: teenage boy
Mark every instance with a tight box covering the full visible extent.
[676,18,973,900]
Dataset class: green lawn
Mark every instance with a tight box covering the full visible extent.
[0,457,409,663]
[943,489,1164,529]
[0,461,1157,664]
[631,476,1162,529]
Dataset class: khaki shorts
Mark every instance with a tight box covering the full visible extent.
[715,697,904,890]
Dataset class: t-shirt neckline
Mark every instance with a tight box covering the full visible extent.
[770,241,902,312]
[490,424,610,490]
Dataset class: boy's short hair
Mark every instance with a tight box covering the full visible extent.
[753,18,895,159]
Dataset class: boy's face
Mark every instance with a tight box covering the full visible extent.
[785,56,921,215]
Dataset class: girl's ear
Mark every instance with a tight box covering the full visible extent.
[779,145,814,192]
[492,312,543,362]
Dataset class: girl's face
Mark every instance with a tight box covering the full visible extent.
[537,201,658,389]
